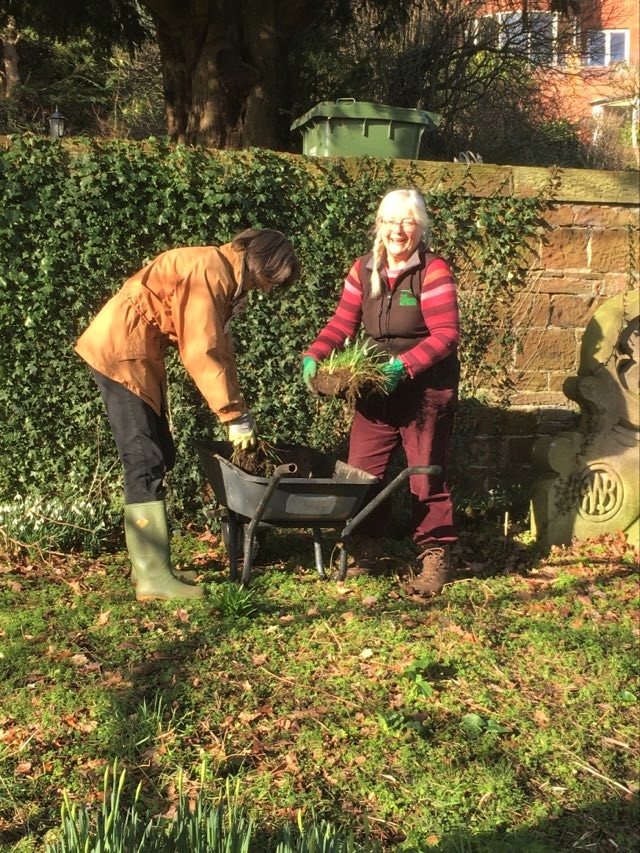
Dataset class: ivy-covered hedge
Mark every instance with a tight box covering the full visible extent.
[0,135,546,524]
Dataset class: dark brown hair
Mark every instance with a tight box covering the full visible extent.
[231,228,300,288]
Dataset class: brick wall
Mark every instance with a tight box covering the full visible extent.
[390,160,640,497]
[510,196,637,407]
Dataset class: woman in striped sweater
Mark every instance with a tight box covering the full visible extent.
[302,189,460,595]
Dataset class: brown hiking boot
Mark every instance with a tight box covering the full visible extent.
[402,544,452,595]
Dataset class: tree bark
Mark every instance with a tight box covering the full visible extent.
[142,0,315,149]
[1,17,20,99]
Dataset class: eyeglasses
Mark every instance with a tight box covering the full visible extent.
[380,218,418,230]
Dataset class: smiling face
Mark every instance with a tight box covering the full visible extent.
[376,201,425,267]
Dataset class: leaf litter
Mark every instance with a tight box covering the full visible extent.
[0,525,638,849]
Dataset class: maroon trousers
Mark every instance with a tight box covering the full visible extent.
[347,379,457,548]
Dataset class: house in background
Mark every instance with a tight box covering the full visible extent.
[477,0,639,166]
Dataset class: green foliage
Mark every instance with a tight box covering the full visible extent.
[461,713,509,738]
[0,136,549,522]
[314,335,388,403]
[100,42,166,139]
[209,582,258,619]
[0,26,161,138]
[0,492,113,556]
[276,815,359,852]
[3,0,147,50]
[45,762,255,853]
[45,760,360,852]
[321,336,386,376]
[402,657,436,702]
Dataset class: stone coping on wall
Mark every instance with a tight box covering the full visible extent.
[298,154,639,205]
[386,160,640,205]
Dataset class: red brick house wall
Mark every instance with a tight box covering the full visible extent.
[476,1,639,163]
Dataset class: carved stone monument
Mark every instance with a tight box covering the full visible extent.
[530,290,640,550]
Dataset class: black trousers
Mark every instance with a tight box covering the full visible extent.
[91,369,176,504]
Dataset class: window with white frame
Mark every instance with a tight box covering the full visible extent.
[475,11,576,66]
[585,30,629,66]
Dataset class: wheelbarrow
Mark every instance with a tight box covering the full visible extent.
[196,441,440,584]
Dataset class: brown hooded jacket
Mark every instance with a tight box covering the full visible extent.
[75,242,250,423]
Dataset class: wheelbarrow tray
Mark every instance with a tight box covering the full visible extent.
[197,441,377,525]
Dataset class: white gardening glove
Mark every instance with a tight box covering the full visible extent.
[227,412,257,450]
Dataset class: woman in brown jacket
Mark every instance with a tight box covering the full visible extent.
[75,229,300,602]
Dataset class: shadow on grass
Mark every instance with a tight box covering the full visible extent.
[6,509,633,847]
[421,794,639,853]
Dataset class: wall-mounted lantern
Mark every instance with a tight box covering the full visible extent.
[48,107,67,138]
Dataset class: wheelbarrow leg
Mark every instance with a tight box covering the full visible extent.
[312,528,325,578]
[337,534,352,580]
[226,511,242,582]
[241,525,258,585]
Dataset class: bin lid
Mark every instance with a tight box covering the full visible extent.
[291,98,440,131]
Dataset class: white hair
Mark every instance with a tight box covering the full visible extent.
[370,189,431,298]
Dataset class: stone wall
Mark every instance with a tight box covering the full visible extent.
[390,161,640,499]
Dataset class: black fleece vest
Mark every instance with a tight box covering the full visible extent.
[359,248,460,388]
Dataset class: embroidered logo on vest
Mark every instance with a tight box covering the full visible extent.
[399,290,418,306]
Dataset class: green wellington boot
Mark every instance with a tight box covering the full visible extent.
[124,501,204,602]
[130,566,199,586]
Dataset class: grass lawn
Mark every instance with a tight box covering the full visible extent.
[0,521,638,851]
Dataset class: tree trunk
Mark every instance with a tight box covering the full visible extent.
[143,0,313,149]
[1,17,20,99]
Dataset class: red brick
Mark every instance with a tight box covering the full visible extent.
[515,329,578,370]
[546,204,576,227]
[512,292,551,328]
[510,391,575,407]
[542,228,589,270]
[459,406,504,435]
[502,410,538,435]
[542,228,590,270]
[549,372,574,392]
[532,274,600,295]
[574,205,640,228]
[511,370,550,391]
[549,294,600,327]
[590,229,634,274]
[603,273,634,295]
[535,407,581,434]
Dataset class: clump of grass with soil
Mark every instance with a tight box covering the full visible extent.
[312,337,388,407]
[229,441,331,480]
[230,439,288,478]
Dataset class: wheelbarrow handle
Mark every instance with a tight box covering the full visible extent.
[245,463,297,529]
[340,464,441,539]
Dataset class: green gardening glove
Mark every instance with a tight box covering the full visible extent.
[302,356,318,391]
[381,357,407,393]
